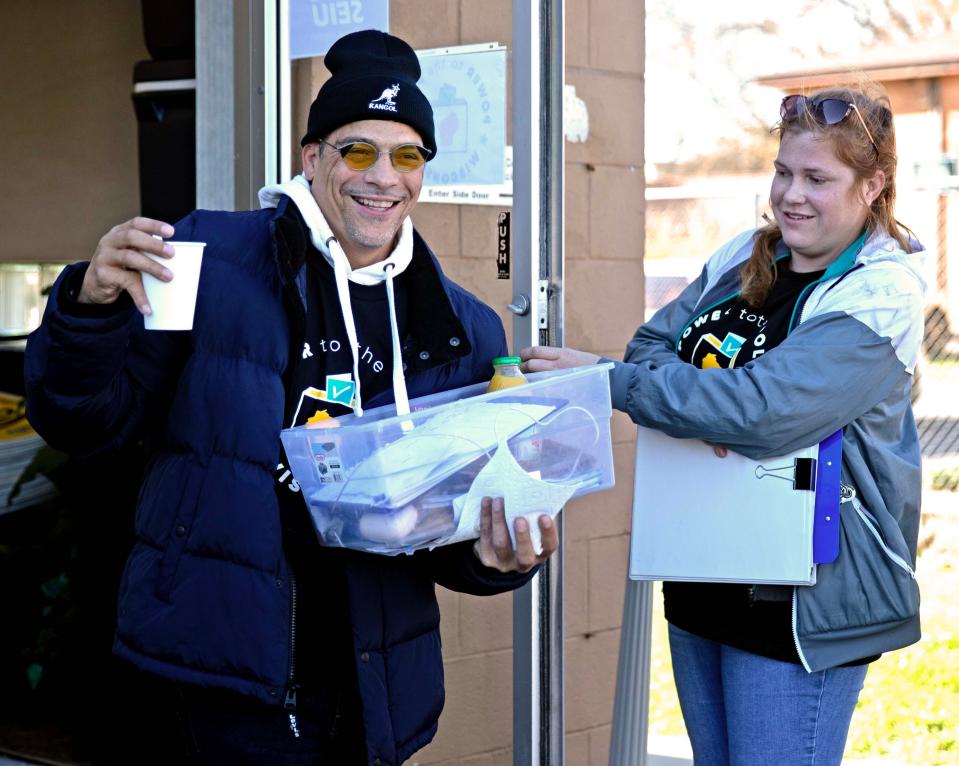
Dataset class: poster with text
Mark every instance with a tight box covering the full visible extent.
[419,44,509,205]
[289,0,389,59]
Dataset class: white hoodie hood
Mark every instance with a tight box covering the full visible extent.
[259,174,412,417]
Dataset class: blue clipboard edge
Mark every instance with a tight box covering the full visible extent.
[813,429,843,563]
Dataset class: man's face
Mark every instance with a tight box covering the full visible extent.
[303,119,425,267]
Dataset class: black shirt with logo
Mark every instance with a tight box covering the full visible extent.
[276,240,408,729]
[664,257,826,664]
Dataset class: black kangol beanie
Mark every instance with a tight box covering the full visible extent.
[300,30,436,158]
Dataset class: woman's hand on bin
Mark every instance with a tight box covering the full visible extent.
[519,345,600,373]
[473,497,558,574]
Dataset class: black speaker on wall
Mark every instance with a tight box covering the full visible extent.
[132,0,196,225]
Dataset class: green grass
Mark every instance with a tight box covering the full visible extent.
[932,467,959,492]
[648,493,959,765]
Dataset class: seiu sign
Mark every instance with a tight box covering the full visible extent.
[289,0,389,59]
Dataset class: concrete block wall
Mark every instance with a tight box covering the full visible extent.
[293,2,645,763]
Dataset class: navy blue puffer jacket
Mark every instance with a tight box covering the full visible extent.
[24,199,535,765]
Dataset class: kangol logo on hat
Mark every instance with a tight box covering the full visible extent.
[300,30,436,156]
[369,83,400,112]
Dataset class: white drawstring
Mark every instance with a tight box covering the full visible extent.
[383,264,410,416]
[329,238,366,416]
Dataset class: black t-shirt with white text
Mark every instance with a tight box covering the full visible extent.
[276,245,408,710]
[664,258,825,664]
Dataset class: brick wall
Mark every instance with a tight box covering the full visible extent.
[292,2,645,763]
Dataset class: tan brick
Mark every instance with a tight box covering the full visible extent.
[410,748,502,766]
[423,752,496,766]
[461,0,512,46]
[566,441,634,541]
[589,0,644,74]
[564,258,644,352]
[589,724,613,766]
[436,587,461,657]
[566,629,620,730]
[564,70,644,168]
[437,256,514,332]
[588,535,629,632]
[566,0,590,68]
[461,205,501,260]
[566,162,591,260]
[428,750,511,766]
[566,729,590,764]
[611,409,637,447]
[413,203,462,257]
[458,590,514,654]
[392,0,460,47]
[589,164,645,261]
[416,650,514,761]
[291,59,318,154]
[564,538,589,636]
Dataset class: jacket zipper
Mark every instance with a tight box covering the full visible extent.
[792,496,916,674]
[851,498,917,578]
[788,243,869,667]
[284,570,301,738]
[792,262,866,330]
[790,588,812,672]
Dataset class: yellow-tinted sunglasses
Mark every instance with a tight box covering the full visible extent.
[320,139,432,172]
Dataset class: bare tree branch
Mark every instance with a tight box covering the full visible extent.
[922,0,958,31]
[820,0,893,42]
[881,0,918,36]
[716,20,780,36]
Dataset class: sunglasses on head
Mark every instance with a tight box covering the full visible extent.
[320,139,432,172]
[779,94,879,156]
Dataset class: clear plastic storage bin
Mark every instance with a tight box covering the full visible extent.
[280,363,615,555]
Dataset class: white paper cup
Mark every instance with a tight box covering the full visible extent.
[142,241,206,330]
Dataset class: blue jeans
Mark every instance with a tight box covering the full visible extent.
[668,624,868,766]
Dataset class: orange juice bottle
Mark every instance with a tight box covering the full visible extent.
[487,356,528,392]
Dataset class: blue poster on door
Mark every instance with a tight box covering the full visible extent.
[419,45,507,189]
[289,0,389,60]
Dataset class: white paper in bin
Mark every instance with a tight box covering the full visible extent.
[279,364,616,554]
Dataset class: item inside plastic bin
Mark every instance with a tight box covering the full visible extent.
[312,397,562,508]
[306,402,605,554]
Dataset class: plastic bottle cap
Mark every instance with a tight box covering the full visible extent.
[491,356,521,366]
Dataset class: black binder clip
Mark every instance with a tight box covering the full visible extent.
[755,457,817,491]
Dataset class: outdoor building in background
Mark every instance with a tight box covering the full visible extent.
[757,33,959,352]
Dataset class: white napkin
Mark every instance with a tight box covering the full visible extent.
[436,439,580,554]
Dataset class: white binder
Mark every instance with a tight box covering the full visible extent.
[628,426,840,586]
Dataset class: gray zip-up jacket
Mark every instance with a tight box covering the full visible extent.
[610,228,924,671]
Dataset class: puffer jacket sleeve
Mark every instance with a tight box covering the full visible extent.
[414,539,538,595]
[24,215,198,456]
[608,261,923,460]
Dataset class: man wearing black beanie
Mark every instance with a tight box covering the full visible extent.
[25,28,558,766]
